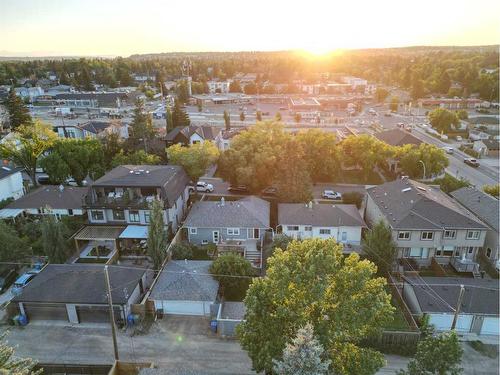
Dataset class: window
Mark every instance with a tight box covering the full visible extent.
[129,210,140,223]
[287,226,299,231]
[68,209,74,216]
[409,247,429,258]
[144,211,151,223]
[91,210,104,221]
[468,247,474,254]
[421,232,434,240]
[190,228,197,235]
[486,248,492,258]
[466,230,480,240]
[443,230,456,239]
[304,226,312,231]
[398,231,411,240]
[319,229,331,235]
[437,246,454,257]
[227,228,240,235]
[341,232,347,241]
[113,210,125,221]
[202,239,209,245]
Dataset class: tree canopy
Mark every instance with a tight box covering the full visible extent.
[0,333,41,375]
[209,253,255,301]
[167,141,219,184]
[3,87,32,130]
[362,220,397,275]
[147,198,168,270]
[0,221,30,263]
[428,108,460,133]
[397,143,449,179]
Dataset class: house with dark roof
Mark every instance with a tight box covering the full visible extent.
[374,128,423,147]
[0,165,24,202]
[149,260,218,316]
[55,120,129,140]
[402,276,499,336]
[183,196,271,267]
[12,264,148,324]
[451,187,499,265]
[0,185,87,219]
[365,178,488,268]
[165,125,222,147]
[278,202,366,248]
[473,139,500,157]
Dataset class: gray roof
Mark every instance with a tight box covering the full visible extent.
[220,302,246,320]
[374,128,422,147]
[404,276,499,315]
[150,261,218,302]
[0,166,23,180]
[367,179,488,230]
[278,203,366,227]
[7,185,87,210]
[184,196,270,228]
[92,165,189,208]
[165,125,220,142]
[12,265,146,305]
[450,187,499,232]
[79,121,112,134]
[466,116,499,125]
[481,139,500,150]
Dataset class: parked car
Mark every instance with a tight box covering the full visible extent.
[261,186,278,197]
[464,158,480,167]
[189,181,214,193]
[11,273,36,296]
[322,190,342,200]
[228,185,250,194]
[0,268,18,293]
[456,135,463,142]
[443,147,454,154]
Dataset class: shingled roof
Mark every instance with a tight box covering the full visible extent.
[451,187,499,232]
[7,185,87,210]
[367,179,487,230]
[374,128,423,147]
[278,203,366,227]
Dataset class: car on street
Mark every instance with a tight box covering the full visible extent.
[322,190,342,200]
[464,158,480,167]
[189,181,214,193]
[11,273,36,296]
[456,135,463,142]
[261,186,278,197]
[228,185,250,194]
[443,147,454,154]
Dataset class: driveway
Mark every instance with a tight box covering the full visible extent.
[1,315,255,374]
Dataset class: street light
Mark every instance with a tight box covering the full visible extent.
[419,160,426,180]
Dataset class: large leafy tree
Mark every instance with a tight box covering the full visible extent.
[273,323,331,375]
[428,108,459,133]
[223,110,231,131]
[41,215,71,263]
[362,220,397,275]
[111,150,161,168]
[397,331,463,375]
[237,238,394,375]
[167,141,219,186]
[340,135,393,177]
[0,121,57,187]
[147,198,168,270]
[0,221,30,263]
[398,143,449,179]
[209,253,255,301]
[0,333,41,374]
[4,87,33,129]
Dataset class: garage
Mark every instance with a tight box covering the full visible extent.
[150,261,219,317]
[428,314,472,332]
[480,317,500,336]
[23,303,68,321]
[76,306,123,323]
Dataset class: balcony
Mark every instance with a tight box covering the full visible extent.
[83,194,160,209]
[450,256,479,274]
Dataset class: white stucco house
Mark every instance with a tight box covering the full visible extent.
[0,166,24,202]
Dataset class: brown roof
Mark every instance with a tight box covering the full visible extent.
[374,128,422,147]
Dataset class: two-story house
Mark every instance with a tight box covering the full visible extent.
[365,178,488,271]
[165,125,221,147]
[278,202,366,251]
[183,196,272,268]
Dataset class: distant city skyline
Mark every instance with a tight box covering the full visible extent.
[1,0,499,57]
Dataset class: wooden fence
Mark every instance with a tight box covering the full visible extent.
[387,273,419,331]
[431,257,447,276]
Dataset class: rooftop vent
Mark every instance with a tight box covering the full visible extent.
[417,186,426,192]
[402,187,412,193]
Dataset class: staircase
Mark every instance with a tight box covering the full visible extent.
[245,249,262,268]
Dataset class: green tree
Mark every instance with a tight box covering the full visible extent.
[483,183,500,198]
[237,238,393,375]
[111,150,161,167]
[239,112,246,122]
[176,79,190,104]
[209,253,255,301]
[341,135,393,178]
[41,215,70,263]
[390,96,399,112]
[166,105,174,133]
[223,110,231,131]
[271,234,293,251]
[0,221,30,263]
[0,121,57,187]
[431,173,470,194]
[273,323,331,375]
[294,113,302,123]
[456,109,468,120]
[375,87,389,103]
[167,141,219,186]
[101,132,122,169]
[275,111,282,121]
[397,331,463,375]
[428,108,459,133]
[398,143,449,179]
[256,111,262,122]
[172,99,191,128]
[147,198,168,270]
[362,220,397,275]
[4,87,32,129]
[229,80,242,93]
[342,191,364,208]
[0,333,41,374]
[130,98,155,148]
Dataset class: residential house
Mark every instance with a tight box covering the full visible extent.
[0,166,24,202]
[14,86,44,100]
[450,187,499,264]
[12,264,148,324]
[402,276,499,336]
[56,121,129,140]
[149,260,219,316]
[0,185,87,219]
[472,139,500,157]
[278,202,366,249]
[164,125,221,147]
[365,179,488,269]
[374,129,422,173]
[465,116,499,132]
[469,129,491,141]
[183,196,272,267]
[216,129,243,151]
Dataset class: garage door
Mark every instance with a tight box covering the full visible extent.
[23,303,68,321]
[76,306,122,323]
[428,314,472,332]
[154,300,207,316]
[480,317,500,335]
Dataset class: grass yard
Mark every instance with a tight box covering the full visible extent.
[338,169,384,185]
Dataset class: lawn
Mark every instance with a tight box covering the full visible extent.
[338,169,384,185]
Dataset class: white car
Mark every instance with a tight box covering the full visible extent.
[443,147,454,154]
[190,181,214,193]
[322,190,342,200]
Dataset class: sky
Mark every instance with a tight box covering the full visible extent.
[1,0,499,57]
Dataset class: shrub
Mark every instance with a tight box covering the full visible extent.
[170,242,195,260]
[342,191,364,208]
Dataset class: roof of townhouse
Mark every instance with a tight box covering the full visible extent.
[92,165,189,207]
[184,196,270,228]
[6,185,87,210]
[404,276,499,315]
[0,166,23,180]
[78,120,113,134]
[278,203,366,227]
[165,125,219,142]
[481,139,500,150]
[367,179,488,230]
[450,187,499,232]
[374,128,423,147]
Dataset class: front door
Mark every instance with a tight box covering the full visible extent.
[212,231,220,243]
[254,228,260,239]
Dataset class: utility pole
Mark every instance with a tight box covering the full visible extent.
[104,265,119,361]
[450,284,465,330]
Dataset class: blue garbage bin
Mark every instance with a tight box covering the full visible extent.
[210,319,217,333]
[18,314,28,326]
